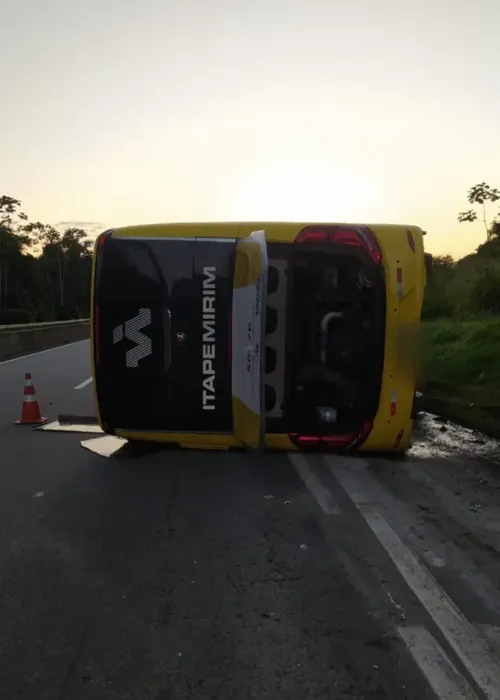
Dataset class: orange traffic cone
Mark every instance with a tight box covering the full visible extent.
[15,373,48,425]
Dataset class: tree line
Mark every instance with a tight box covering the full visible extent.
[0,195,94,325]
[424,181,500,319]
[2,183,498,326]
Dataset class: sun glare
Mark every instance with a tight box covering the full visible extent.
[228,163,381,222]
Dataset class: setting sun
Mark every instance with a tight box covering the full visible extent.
[229,163,383,222]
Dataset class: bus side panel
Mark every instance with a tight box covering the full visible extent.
[231,279,261,447]
[231,232,267,449]
[361,225,425,451]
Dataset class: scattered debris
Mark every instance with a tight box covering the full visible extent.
[38,420,103,434]
[383,585,406,622]
[80,435,127,457]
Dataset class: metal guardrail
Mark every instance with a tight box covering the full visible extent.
[0,319,89,333]
[0,318,90,361]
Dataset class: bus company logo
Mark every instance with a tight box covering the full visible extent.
[113,308,152,368]
[202,266,216,411]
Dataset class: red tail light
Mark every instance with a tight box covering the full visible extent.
[295,225,382,265]
[289,421,372,451]
[97,229,113,249]
[296,229,328,243]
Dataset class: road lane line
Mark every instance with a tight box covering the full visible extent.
[398,626,480,699]
[74,377,93,390]
[0,339,88,366]
[288,454,341,514]
[327,458,500,700]
[328,458,500,622]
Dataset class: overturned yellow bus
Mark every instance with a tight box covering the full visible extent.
[90,222,428,453]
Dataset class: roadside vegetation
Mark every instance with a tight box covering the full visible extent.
[0,195,93,324]
[423,182,500,436]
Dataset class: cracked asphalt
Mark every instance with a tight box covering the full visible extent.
[1,342,500,699]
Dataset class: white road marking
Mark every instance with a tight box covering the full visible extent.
[398,626,480,699]
[327,457,500,700]
[327,458,500,620]
[74,377,93,390]
[0,339,88,366]
[288,453,341,515]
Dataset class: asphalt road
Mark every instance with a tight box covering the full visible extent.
[1,342,500,699]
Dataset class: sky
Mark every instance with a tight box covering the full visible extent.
[1,0,499,259]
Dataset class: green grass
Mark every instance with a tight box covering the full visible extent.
[423,315,500,436]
